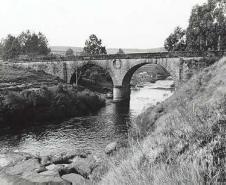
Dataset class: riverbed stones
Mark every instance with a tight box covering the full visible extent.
[0,155,71,185]
[69,156,98,178]
[62,173,91,185]
[105,141,118,155]
[0,152,33,167]
[0,152,100,185]
[41,150,92,166]
[4,158,41,175]
[0,172,34,185]
[46,164,65,171]
[40,155,52,166]
[0,166,71,185]
[22,171,71,185]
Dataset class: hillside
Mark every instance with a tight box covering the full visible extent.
[100,56,226,184]
[50,46,166,55]
[0,64,63,91]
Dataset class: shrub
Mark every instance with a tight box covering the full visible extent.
[0,85,106,124]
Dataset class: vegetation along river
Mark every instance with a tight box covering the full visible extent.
[0,80,174,156]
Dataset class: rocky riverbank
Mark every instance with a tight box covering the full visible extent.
[0,140,126,185]
[0,151,98,185]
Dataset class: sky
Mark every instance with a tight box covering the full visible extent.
[0,0,207,49]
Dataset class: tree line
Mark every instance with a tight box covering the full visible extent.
[0,30,51,60]
[0,32,111,60]
[164,0,226,52]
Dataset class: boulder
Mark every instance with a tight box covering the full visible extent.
[105,142,118,155]
[0,152,33,168]
[0,152,99,185]
[46,164,65,171]
[4,158,41,175]
[0,172,35,185]
[40,155,52,166]
[22,171,71,185]
[0,157,71,185]
[60,155,99,178]
[69,158,92,178]
[50,153,76,164]
[0,171,71,185]
[62,173,91,185]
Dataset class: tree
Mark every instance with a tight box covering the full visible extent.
[83,34,107,55]
[164,26,186,51]
[70,64,87,87]
[2,35,21,60]
[164,0,226,52]
[65,48,74,57]
[186,0,226,51]
[117,48,125,54]
[25,33,39,55]
[37,32,51,55]
[22,31,50,56]
[2,30,51,60]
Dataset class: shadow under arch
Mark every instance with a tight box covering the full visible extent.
[69,62,114,92]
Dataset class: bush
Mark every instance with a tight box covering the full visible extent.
[0,85,105,125]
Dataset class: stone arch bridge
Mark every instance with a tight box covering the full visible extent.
[12,51,224,102]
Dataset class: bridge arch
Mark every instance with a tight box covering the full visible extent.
[121,63,171,88]
[68,61,114,91]
[112,59,178,102]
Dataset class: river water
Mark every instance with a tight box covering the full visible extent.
[0,80,174,156]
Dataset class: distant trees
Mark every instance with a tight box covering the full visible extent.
[164,0,226,52]
[65,48,74,57]
[117,48,125,54]
[83,34,107,55]
[2,30,51,60]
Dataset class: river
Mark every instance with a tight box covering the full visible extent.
[0,80,174,156]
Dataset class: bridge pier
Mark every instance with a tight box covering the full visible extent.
[113,86,131,102]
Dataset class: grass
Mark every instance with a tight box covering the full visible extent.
[97,56,226,185]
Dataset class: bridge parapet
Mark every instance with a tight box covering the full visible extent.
[8,50,226,63]
[74,50,225,61]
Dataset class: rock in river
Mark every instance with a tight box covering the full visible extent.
[105,141,118,155]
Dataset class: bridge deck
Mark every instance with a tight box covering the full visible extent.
[11,50,226,62]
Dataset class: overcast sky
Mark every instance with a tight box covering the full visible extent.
[0,0,207,49]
